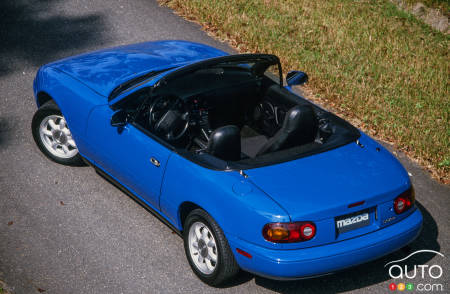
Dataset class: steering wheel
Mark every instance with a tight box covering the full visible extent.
[148,95,190,141]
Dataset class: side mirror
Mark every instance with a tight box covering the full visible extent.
[110,109,129,127]
[286,71,308,87]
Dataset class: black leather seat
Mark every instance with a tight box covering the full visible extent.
[256,105,317,156]
[207,125,241,161]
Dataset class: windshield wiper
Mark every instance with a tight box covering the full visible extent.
[108,68,172,101]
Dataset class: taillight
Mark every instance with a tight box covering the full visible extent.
[262,221,316,243]
[394,186,415,214]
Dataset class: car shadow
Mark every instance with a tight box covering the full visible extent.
[0,0,107,77]
[219,201,439,292]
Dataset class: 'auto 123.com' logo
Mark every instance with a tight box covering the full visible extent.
[385,250,445,292]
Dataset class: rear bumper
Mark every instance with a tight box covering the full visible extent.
[227,208,422,280]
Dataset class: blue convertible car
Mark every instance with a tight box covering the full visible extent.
[32,40,422,285]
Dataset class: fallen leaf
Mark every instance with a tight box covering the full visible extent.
[7,221,13,226]
[37,288,46,293]
[60,201,65,206]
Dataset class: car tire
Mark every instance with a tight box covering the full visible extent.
[183,208,240,286]
[32,100,84,166]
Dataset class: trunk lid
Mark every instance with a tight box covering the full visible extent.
[244,136,410,247]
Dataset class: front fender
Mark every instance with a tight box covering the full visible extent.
[33,66,106,154]
[160,153,290,248]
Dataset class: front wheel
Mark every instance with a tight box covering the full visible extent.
[32,100,83,166]
[183,209,240,286]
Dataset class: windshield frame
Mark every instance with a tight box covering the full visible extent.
[108,67,175,102]
[155,54,283,90]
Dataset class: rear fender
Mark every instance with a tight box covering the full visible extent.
[160,153,290,249]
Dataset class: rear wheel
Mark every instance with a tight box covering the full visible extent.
[183,209,239,286]
[32,100,83,166]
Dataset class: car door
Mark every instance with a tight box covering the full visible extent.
[83,103,172,210]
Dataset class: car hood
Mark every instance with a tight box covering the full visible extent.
[47,40,228,97]
[244,134,410,221]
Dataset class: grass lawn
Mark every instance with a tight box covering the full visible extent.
[160,0,449,182]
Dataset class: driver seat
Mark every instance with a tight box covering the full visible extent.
[207,125,241,161]
[256,105,316,156]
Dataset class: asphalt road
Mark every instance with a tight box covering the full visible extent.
[0,1,449,293]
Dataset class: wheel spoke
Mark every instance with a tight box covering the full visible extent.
[191,241,199,250]
[67,139,76,147]
[205,258,215,271]
[202,228,209,240]
[42,129,53,137]
[198,255,204,264]
[48,119,58,130]
[51,141,59,150]
[59,118,66,130]
[195,226,202,240]
[208,248,217,262]
[62,128,71,136]
[62,145,69,154]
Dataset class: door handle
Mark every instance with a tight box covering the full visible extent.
[150,157,160,167]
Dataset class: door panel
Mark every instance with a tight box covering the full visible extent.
[85,104,171,209]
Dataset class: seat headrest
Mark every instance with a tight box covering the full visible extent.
[284,105,312,130]
[282,105,317,142]
[207,125,241,161]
